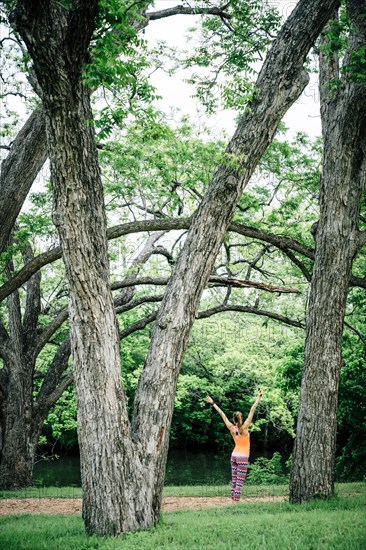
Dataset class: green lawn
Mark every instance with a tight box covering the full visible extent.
[0,481,364,499]
[0,484,365,549]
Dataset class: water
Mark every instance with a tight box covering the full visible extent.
[33,449,233,487]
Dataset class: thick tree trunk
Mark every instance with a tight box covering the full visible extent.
[0,286,40,488]
[45,81,160,534]
[12,1,150,534]
[46,76,141,535]
[290,3,366,502]
[0,365,40,488]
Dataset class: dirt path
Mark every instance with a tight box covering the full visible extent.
[0,496,287,516]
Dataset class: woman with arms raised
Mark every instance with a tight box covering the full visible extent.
[206,390,263,502]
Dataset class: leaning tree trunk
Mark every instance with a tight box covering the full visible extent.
[290,2,366,502]
[13,0,339,535]
[0,107,47,254]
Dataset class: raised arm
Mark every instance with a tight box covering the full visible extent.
[206,395,233,430]
[243,389,263,429]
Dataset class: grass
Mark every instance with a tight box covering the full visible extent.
[0,484,365,549]
[0,481,364,499]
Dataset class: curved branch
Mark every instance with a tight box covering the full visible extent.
[34,306,69,357]
[197,304,305,329]
[344,320,366,347]
[278,248,312,282]
[35,372,74,420]
[145,4,231,25]
[119,311,158,339]
[34,337,71,418]
[111,274,301,294]
[115,295,163,315]
[0,246,61,303]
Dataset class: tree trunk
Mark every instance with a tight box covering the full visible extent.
[0,107,47,253]
[0,364,39,488]
[0,286,40,488]
[290,3,366,502]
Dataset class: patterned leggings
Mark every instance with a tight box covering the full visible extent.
[230,454,249,501]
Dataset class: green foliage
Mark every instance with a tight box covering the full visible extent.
[321,4,366,87]
[336,289,366,481]
[99,114,226,222]
[342,45,366,83]
[236,131,321,242]
[184,0,281,112]
[170,314,300,449]
[84,0,159,138]
[246,452,289,485]
[322,6,349,60]
[43,387,78,448]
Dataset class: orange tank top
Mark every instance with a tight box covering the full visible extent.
[231,429,250,456]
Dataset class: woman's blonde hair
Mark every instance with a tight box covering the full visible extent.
[233,411,243,429]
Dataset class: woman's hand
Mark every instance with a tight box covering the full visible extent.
[206,395,214,404]
[258,388,263,398]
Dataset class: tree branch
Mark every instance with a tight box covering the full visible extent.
[35,372,73,420]
[278,247,312,282]
[197,304,305,329]
[22,244,42,346]
[0,217,309,300]
[0,321,10,357]
[119,311,158,339]
[115,295,163,315]
[34,306,69,358]
[344,320,366,347]
[111,274,301,294]
[34,337,71,417]
[146,4,231,22]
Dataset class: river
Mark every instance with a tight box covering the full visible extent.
[33,449,234,487]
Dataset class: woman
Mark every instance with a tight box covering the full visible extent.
[206,390,262,502]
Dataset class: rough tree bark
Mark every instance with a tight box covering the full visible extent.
[290,1,366,502]
[0,226,171,489]
[0,107,47,253]
[11,0,339,536]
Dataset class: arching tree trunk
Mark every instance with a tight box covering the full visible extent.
[290,2,366,502]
